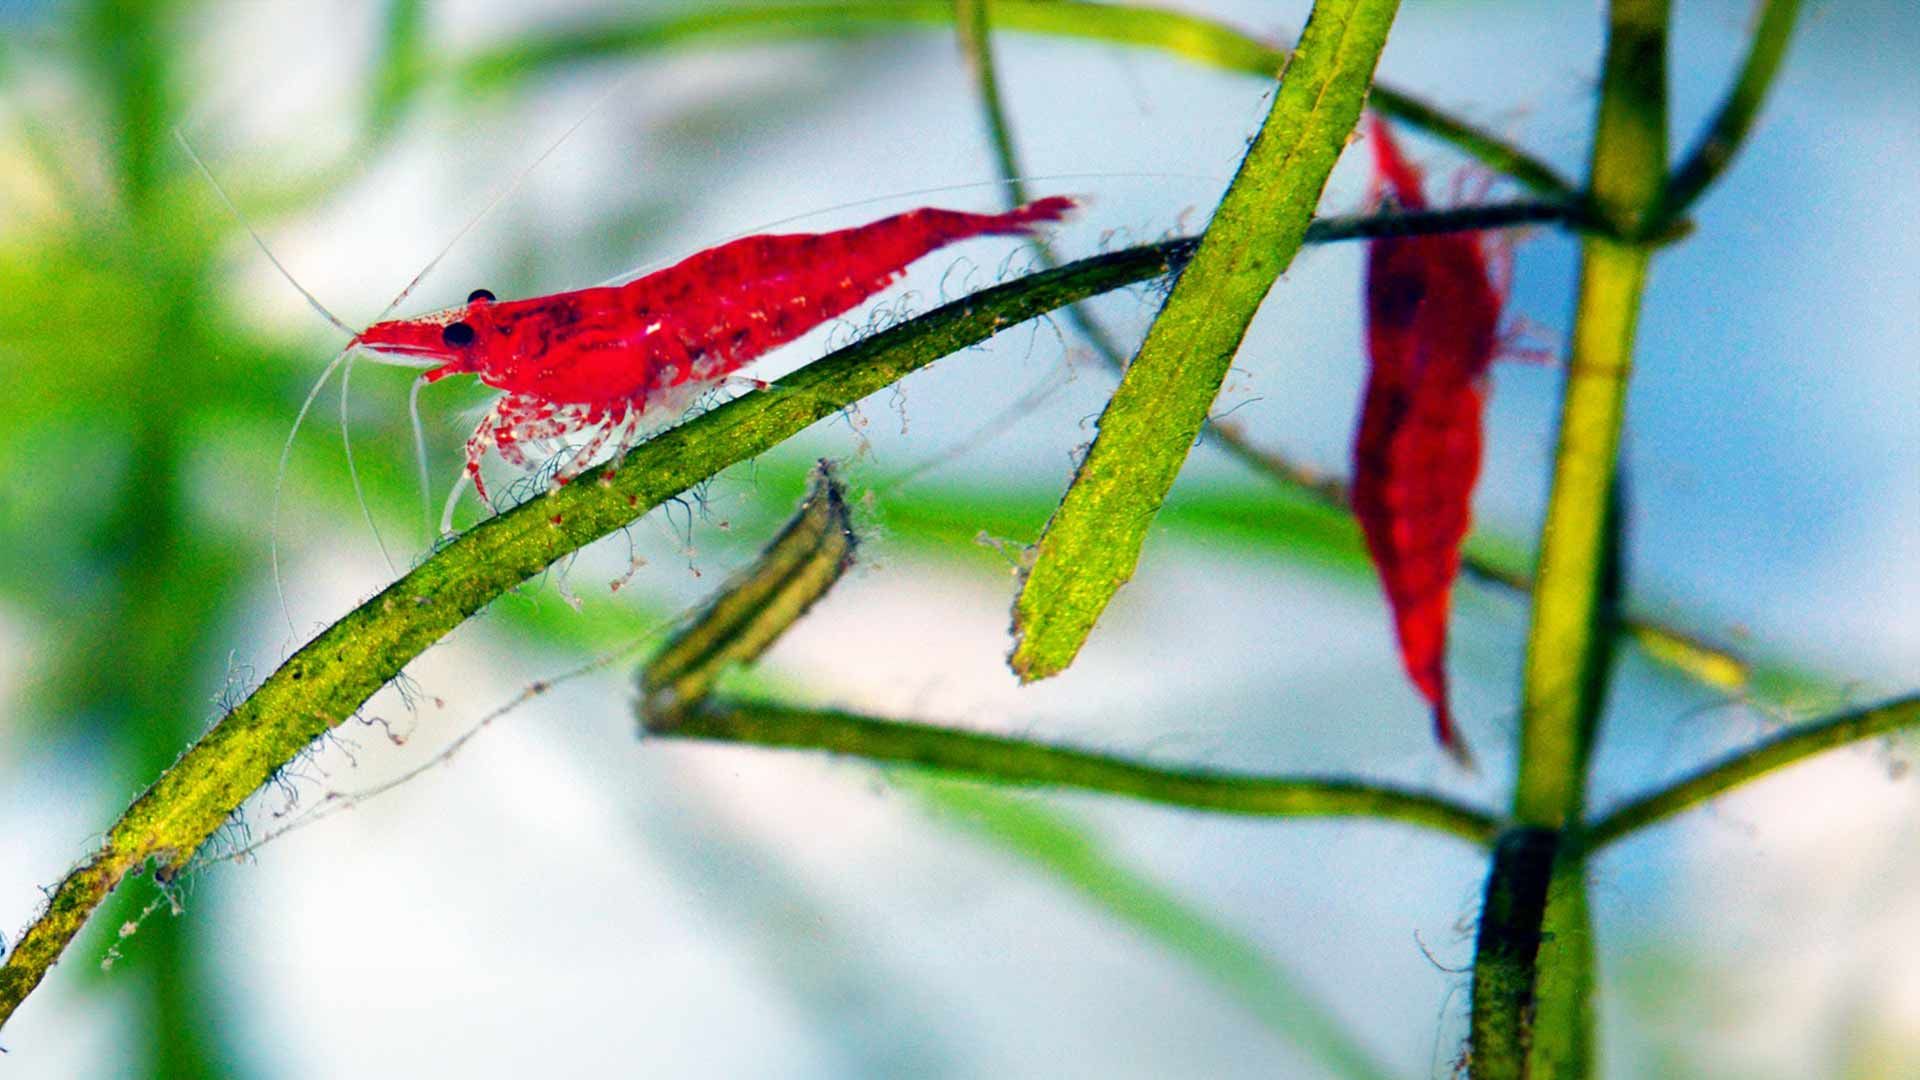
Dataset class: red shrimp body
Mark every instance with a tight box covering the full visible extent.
[353,197,1076,510]
[1351,117,1503,764]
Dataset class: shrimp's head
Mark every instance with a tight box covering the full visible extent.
[354,289,501,383]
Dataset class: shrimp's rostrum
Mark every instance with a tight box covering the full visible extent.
[355,197,1077,512]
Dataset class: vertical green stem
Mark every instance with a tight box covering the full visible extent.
[1473,1,1668,1075]
[1516,0,1667,833]
[1512,240,1649,825]
[1524,848,1597,1078]
[1468,828,1560,1079]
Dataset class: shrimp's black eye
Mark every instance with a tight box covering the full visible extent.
[442,321,476,347]
[467,288,495,304]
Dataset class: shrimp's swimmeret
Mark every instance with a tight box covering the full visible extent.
[352,197,1078,528]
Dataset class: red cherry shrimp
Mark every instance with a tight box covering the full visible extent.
[351,196,1080,535]
[178,126,1085,635]
[1351,115,1513,769]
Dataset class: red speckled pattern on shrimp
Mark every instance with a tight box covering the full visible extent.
[353,196,1077,520]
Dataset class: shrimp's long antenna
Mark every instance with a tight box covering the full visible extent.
[373,72,634,325]
[272,345,352,634]
[176,126,375,634]
[339,350,397,574]
[173,128,358,339]
[440,471,472,538]
[408,374,434,544]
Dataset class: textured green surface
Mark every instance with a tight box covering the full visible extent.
[639,466,856,726]
[1009,0,1400,681]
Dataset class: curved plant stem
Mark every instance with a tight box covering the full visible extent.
[954,0,1024,205]
[645,700,1500,845]
[0,236,1201,1031]
[1649,0,1804,233]
[450,0,1576,202]
[1584,692,1920,850]
[1472,1,1670,1076]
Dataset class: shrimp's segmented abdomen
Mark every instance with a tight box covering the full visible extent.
[440,197,1077,528]
[621,197,1079,383]
[1352,117,1506,765]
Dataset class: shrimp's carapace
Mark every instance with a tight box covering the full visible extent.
[355,197,1077,521]
[1350,117,1504,766]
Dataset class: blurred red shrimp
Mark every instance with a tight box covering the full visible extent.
[1350,116,1507,767]
[354,197,1079,533]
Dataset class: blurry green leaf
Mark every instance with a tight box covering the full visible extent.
[919,778,1395,1080]
[446,0,1572,200]
[368,0,429,135]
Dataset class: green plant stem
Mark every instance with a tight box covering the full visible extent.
[640,466,857,726]
[1584,693,1920,850]
[1471,2,1669,1075]
[1521,844,1596,1079]
[1649,0,1803,232]
[0,236,1203,1031]
[954,0,1024,204]
[1515,4,1668,830]
[451,0,1575,202]
[945,13,1737,693]
[1010,0,1401,680]
[646,699,1499,844]
[1468,828,1560,1080]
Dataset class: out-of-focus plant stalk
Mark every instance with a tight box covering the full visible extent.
[1584,693,1920,850]
[648,702,1500,844]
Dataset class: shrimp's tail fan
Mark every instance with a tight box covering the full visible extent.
[978,195,1081,236]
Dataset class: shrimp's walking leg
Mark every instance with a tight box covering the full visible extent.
[445,393,547,532]
[554,403,628,485]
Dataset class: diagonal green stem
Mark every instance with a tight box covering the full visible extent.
[646,699,1500,845]
[1649,0,1803,233]
[1010,0,1402,680]
[1584,693,1920,850]
[944,2,1736,697]
[0,236,1203,1031]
